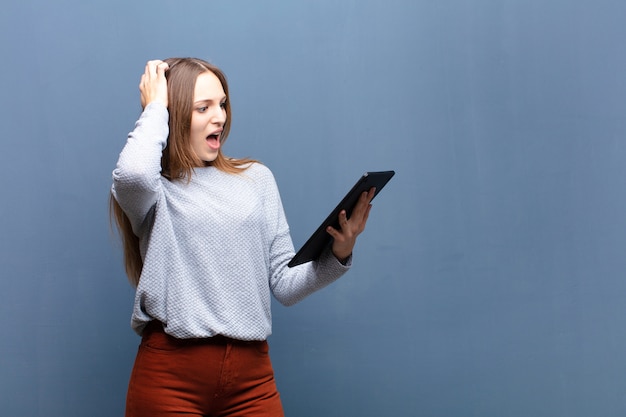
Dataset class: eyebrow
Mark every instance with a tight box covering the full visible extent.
[193,96,227,105]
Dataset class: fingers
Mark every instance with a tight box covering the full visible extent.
[327,188,376,261]
[145,60,169,77]
[331,188,375,235]
[139,60,169,109]
[347,188,375,230]
[328,209,362,262]
[326,224,341,240]
[339,209,350,230]
[359,203,372,230]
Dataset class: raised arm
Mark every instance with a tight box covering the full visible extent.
[111,60,170,233]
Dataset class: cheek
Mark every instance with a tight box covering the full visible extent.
[190,115,203,133]
[189,119,206,146]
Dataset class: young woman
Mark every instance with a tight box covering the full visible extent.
[111,58,375,417]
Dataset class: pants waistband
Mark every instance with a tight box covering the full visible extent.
[142,321,263,346]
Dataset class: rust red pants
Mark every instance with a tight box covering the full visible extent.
[125,322,284,417]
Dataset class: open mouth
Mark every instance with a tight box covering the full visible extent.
[206,132,221,150]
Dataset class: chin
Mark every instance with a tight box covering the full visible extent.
[202,155,219,163]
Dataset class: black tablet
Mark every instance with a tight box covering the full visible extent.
[288,171,395,267]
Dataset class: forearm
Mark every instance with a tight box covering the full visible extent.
[271,244,350,306]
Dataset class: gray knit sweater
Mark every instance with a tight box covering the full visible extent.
[112,103,350,340]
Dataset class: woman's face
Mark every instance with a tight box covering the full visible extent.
[189,71,227,163]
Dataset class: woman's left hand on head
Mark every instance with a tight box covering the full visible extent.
[327,187,375,263]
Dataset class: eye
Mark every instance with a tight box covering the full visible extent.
[196,106,208,113]
[220,101,227,109]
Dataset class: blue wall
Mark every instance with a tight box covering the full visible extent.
[2,1,626,416]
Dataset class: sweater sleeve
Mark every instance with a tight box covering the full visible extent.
[264,170,351,306]
[111,103,169,234]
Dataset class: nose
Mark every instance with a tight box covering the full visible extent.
[210,105,226,126]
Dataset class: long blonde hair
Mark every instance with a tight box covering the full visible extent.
[111,58,257,286]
